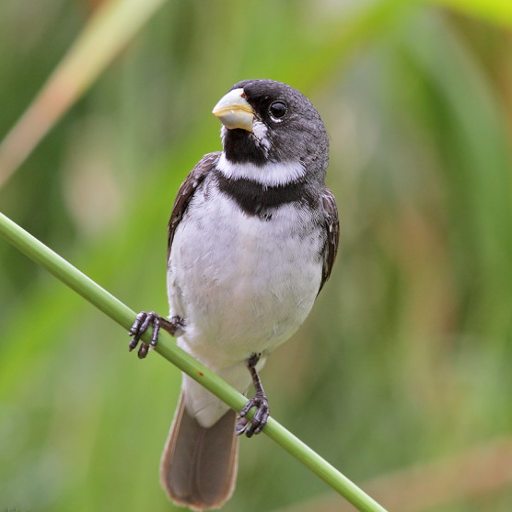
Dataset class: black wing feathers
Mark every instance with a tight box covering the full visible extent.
[167,152,220,261]
[319,188,340,292]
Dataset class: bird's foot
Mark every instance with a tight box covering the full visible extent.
[235,352,270,437]
[128,311,184,359]
[235,392,270,438]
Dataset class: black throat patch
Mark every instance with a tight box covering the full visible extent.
[214,170,317,221]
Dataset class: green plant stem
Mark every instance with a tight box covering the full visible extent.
[0,210,388,512]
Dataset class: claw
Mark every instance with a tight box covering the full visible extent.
[236,392,270,437]
[234,416,249,436]
[138,342,150,359]
[128,312,184,359]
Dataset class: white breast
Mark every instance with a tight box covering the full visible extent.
[167,177,323,371]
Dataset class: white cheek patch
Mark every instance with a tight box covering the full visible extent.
[251,120,270,157]
[217,153,306,187]
[220,125,228,147]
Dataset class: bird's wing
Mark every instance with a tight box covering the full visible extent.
[319,188,340,292]
[167,152,221,261]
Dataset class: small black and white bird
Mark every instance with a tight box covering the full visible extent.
[129,79,339,510]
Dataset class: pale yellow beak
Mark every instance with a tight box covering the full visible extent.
[212,88,254,132]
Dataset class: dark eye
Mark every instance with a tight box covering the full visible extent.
[269,101,287,120]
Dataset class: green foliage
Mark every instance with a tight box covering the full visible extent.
[1,1,512,511]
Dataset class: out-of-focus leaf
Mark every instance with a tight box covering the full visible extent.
[0,0,166,188]
[430,0,512,28]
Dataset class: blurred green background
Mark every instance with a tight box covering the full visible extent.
[1,1,512,511]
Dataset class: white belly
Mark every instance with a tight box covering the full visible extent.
[167,186,323,371]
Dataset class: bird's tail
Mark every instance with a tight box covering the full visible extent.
[160,391,238,510]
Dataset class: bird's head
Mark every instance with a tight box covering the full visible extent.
[213,79,329,183]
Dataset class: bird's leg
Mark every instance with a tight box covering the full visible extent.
[235,353,270,438]
[128,312,184,359]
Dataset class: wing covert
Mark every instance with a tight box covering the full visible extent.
[167,152,221,260]
[319,188,340,292]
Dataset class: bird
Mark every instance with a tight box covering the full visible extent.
[128,79,339,510]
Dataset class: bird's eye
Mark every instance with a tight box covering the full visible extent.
[269,101,287,120]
